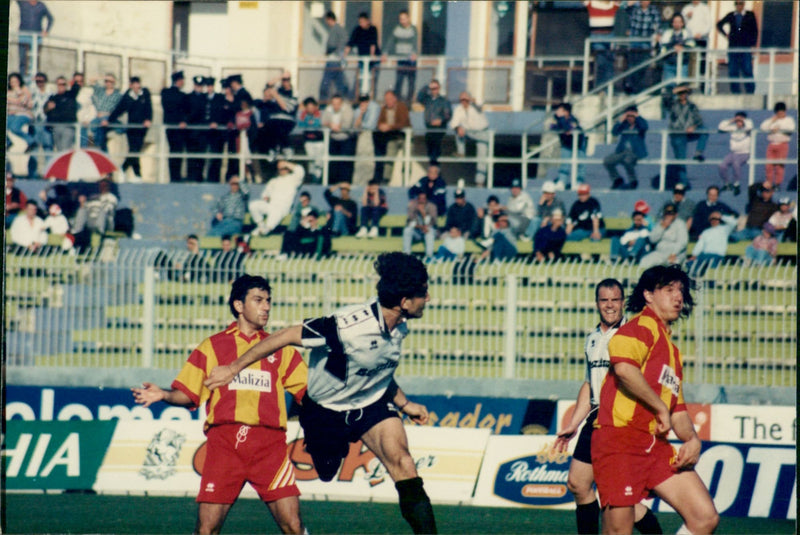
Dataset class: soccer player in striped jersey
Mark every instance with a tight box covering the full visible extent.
[205,252,437,534]
[132,275,309,535]
[554,278,662,534]
[592,265,718,535]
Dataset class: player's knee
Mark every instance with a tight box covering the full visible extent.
[277,517,304,535]
[566,474,591,499]
[694,511,719,534]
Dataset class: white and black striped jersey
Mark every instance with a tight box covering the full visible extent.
[584,318,625,407]
[301,298,408,411]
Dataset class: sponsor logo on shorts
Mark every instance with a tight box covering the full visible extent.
[140,428,186,480]
[229,369,273,392]
[658,364,680,397]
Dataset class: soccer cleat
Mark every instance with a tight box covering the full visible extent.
[368,226,379,238]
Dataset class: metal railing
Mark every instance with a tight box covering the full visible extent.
[5,249,796,388]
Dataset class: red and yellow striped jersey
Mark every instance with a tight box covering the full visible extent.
[172,322,308,432]
[596,307,687,434]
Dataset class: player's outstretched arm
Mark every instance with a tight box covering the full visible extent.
[553,381,591,453]
[204,325,303,390]
[671,410,701,469]
[131,382,192,408]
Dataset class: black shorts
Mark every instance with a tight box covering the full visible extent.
[573,407,598,464]
[299,391,399,460]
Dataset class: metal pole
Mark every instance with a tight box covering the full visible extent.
[521,133,528,186]
[487,130,495,188]
[322,128,330,186]
[159,124,169,184]
[659,130,668,191]
[503,274,517,379]
[582,38,591,96]
[142,265,155,368]
[403,128,412,187]
[694,278,705,384]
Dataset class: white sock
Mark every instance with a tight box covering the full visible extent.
[676,523,692,535]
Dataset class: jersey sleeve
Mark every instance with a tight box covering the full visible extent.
[280,346,309,403]
[302,315,348,381]
[607,320,653,369]
[171,340,215,408]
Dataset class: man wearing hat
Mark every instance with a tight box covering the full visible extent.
[604,105,648,190]
[639,202,688,269]
[659,182,695,233]
[186,75,209,182]
[106,76,152,182]
[162,71,188,182]
[667,84,707,188]
[444,187,479,240]
[566,183,605,242]
[504,178,535,239]
[526,180,566,239]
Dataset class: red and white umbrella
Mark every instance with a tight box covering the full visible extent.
[43,148,119,181]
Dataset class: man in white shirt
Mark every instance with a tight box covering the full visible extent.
[449,91,490,185]
[504,178,535,239]
[681,1,712,89]
[248,161,305,236]
[10,200,47,252]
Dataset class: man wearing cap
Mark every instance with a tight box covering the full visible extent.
[106,76,152,182]
[717,111,753,196]
[248,161,305,237]
[408,164,447,217]
[525,180,566,239]
[659,182,695,233]
[162,71,188,182]
[689,186,738,240]
[504,178,535,240]
[667,84,707,187]
[533,208,567,262]
[686,210,737,275]
[186,75,209,182]
[610,209,650,264]
[730,181,779,243]
[604,105,648,190]
[639,202,688,269]
[445,188,479,240]
[566,184,605,242]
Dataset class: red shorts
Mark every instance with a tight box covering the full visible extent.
[197,424,300,504]
[591,426,677,507]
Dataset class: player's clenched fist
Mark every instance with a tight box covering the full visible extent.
[204,365,236,390]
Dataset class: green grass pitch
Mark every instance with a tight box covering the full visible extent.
[2,494,795,534]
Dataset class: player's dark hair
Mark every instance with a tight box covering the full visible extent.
[595,278,624,302]
[228,274,271,318]
[626,265,695,319]
[374,252,428,308]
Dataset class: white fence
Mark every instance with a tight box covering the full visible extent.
[4,249,796,388]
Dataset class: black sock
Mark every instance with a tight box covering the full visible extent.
[576,500,600,534]
[395,477,437,534]
[634,508,663,534]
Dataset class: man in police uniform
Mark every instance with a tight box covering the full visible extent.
[206,252,438,534]
[204,76,229,183]
[186,75,209,182]
[162,71,188,182]
[554,279,662,534]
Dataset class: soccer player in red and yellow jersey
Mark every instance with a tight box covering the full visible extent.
[132,275,308,535]
[592,265,718,535]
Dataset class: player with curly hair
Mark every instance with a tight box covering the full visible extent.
[206,252,437,534]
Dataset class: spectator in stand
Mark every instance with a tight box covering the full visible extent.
[7,73,35,151]
[173,234,210,283]
[416,79,451,165]
[9,200,46,253]
[759,102,796,190]
[480,212,518,263]
[689,185,738,240]
[281,208,332,259]
[5,174,28,228]
[605,105,648,190]
[352,94,380,186]
[450,91,490,185]
[373,90,410,184]
[209,176,248,237]
[566,184,605,242]
[205,76,230,183]
[667,84,707,188]
[583,1,620,88]
[639,203,688,269]
[730,181,779,243]
[768,197,793,242]
[550,102,586,189]
[324,182,358,237]
[403,191,437,259]
[445,187,479,240]
[185,75,209,182]
[659,14,695,86]
[319,11,349,103]
[503,178,535,240]
[229,74,253,111]
[533,209,567,263]
[161,71,188,182]
[659,183,695,234]
[687,211,737,276]
[624,0,661,95]
[16,0,54,77]
[44,76,79,151]
[345,12,381,99]
[383,10,418,104]
[281,191,318,255]
[321,94,355,184]
[72,73,92,149]
[681,2,712,91]
[477,194,504,241]
[90,73,123,153]
[249,161,305,237]
[298,97,324,183]
[76,178,118,237]
[42,202,69,235]
[255,72,298,165]
[434,226,466,262]
[716,1,758,95]
[356,179,387,239]
[717,111,753,196]
[610,209,650,264]
[408,164,447,217]
[106,76,152,183]
[744,222,778,266]
[526,180,566,238]
[213,235,246,283]
[28,72,54,177]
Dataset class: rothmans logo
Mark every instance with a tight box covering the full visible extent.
[229,369,273,392]
[140,428,186,480]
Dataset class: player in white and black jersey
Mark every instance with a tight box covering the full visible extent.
[553,278,662,535]
[205,252,437,534]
